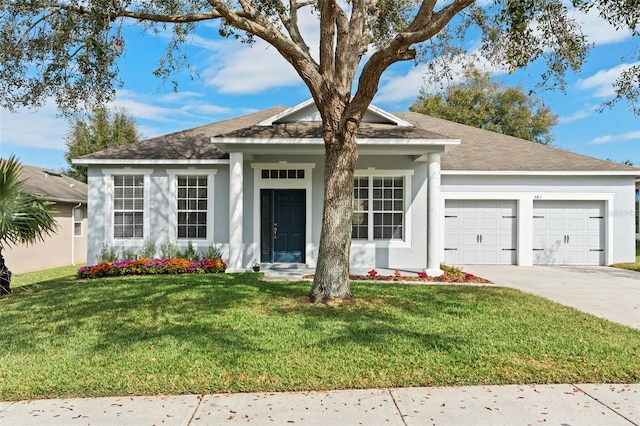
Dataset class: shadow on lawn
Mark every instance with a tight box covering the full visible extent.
[0,274,511,361]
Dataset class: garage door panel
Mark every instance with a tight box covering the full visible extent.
[462,218,479,229]
[587,235,601,248]
[568,218,586,231]
[533,200,604,265]
[549,218,565,230]
[462,234,478,245]
[482,217,498,230]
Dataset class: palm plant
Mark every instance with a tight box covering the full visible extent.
[0,156,57,293]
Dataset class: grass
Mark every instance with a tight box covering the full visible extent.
[610,240,640,272]
[10,264,84,289]
[1,271,638,401]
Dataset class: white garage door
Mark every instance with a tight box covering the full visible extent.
[533,200,605,265]
[444,200,517,264]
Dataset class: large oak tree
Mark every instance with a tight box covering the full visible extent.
[1,0,638,302]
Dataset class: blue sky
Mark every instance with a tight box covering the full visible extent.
[1,4,638,171]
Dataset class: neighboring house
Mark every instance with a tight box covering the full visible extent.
[74,99,639,273]
[3,164,88,274]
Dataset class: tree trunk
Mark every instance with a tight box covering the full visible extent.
[309,123,359,303]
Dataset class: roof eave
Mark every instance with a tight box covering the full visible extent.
[213,137,460,156]
[73,159,230,165]
[442,170,640,176]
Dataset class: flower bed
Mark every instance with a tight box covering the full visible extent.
[303,268,491,284]
[345,272,491,283]
[77,257,227,279]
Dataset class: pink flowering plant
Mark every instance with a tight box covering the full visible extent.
[78,257,227,279]
[367,269,378,277]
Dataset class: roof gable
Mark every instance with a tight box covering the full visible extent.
[258,98,412,127]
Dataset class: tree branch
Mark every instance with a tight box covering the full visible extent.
[351,0,474,115]
[279,0,311,58]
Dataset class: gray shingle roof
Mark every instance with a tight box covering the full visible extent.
[76,105,639,173]
[78,107,287,161]
[394,112,638,172]
[18,164,87,203]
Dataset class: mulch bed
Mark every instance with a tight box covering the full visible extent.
[302,272,492,284]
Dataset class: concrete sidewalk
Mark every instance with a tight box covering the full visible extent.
[1,384,638,425]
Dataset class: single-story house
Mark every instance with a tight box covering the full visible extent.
[74,99,639,273]
[3,163,88,274]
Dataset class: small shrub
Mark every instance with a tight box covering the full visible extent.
[97,243,118,263]
[159,240,180,259]
[440,263,464,277]
[180,240,199,261]
[203,243,223,260]
[120,247,138,261]
[139,240,157,259]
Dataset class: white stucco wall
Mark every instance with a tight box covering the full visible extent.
[85,165,636,268]
[86,156,432,270]
[86,165,230,264]
[442,174,637,265]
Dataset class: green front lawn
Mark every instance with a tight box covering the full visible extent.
[1,273,638,401]
[10,264,83,289]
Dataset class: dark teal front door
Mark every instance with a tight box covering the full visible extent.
[260,189,305,263]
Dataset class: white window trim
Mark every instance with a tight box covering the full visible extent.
[352,169,414,248]
[102,168,153,247]
[251,162,316,266]
[73,207,84,237]
[167,169,218,248]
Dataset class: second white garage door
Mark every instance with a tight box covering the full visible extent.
[533,200,605,265]
[444,200,517,264]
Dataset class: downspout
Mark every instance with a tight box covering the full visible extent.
[71,203,82,266]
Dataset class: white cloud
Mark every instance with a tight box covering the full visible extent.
[0,90,238,150]
[202,42,301,94]
[196,8,321,95]
[0,102,69,150]
[375,52,508,105]
[587,130,640,145]
[569,5,634,46]
[576,62,640,98]
[558,105,596,124]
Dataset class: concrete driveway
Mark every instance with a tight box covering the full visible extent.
[464,265,640,329]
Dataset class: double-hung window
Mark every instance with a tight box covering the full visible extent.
[352,175,405,240]
[113,175,144,239]
[177,175,208,239]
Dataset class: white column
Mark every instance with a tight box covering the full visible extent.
[518,196,534,266]
[229,152,244,271]
[426,153,443,276]
[636,188,640,240]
